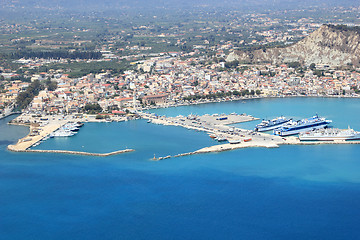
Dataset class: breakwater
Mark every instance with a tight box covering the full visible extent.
[7,147,135,157]
[152,139,360,160]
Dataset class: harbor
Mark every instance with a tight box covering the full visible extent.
[6,107,360,158]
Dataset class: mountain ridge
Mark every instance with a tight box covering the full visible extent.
[226,24,360,67]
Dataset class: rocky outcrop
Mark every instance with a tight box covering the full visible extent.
[227,24,360,67]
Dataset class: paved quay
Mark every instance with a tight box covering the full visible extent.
[8,122,65,151]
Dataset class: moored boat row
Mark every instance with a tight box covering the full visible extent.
[50,122,84,138]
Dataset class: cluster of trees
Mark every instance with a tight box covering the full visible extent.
[9,50,102,60]
[45,79,58,91]
[83,103,102,114]
[287,62,301,68]
[327,24,360,34]
[351,86,360,94]
[15,80,43,110]
[183,89,261,101]
[10,75,31,82]
[54,60,132,78]
[224,60,239,69]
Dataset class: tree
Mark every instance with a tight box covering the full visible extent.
[287,62,301,69]
[45,79,58,91]
[15,80,44,110]
[84,103,102,114]
[309,63,316,70]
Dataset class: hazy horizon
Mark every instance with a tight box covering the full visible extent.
[1,0,359,12]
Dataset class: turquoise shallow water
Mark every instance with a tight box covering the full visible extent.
[1,98,360,239]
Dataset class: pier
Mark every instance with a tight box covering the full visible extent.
[141,112,360,160]
[152,137,360,161]
[7,122,65,151]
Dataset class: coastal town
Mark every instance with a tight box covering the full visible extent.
[1,54,360,119]
[1,5,360,156]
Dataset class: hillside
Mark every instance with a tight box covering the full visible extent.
[226,24,360,67]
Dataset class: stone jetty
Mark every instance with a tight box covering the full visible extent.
[7,147,135,157]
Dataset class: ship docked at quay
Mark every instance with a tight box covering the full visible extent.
[299,127,360,141]
[274,115,332,136]
[255,116,291,132]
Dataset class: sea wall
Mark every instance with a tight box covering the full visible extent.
[7,147,135,157]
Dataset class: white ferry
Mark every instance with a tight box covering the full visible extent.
[274,115,332,136]
[299,127,360,141]
[255,116,291,132]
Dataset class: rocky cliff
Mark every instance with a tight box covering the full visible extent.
[226,25,360,67]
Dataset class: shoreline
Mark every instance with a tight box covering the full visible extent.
[6,95,360,157]
[142,95,360,112]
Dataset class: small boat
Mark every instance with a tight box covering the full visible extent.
[229,139,241,144]
[216,137,227,142]
[209,134,217,139]
[243,138,252,142]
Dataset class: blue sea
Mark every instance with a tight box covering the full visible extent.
[1,97,360,240]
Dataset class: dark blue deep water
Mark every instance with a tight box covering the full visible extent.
[1,98,360,240]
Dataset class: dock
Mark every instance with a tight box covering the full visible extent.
[141,112,360,160]
[7,122,65,151]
